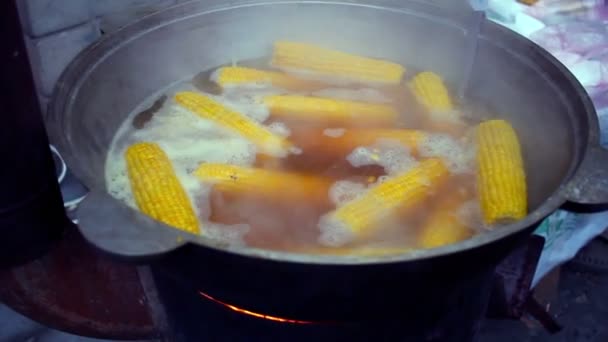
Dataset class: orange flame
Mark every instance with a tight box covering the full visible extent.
[199,291,315,324]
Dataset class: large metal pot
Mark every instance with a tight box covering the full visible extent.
[47,0,608,338]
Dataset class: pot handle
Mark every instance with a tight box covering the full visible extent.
[565,144,608,205]
[76,190,190,261]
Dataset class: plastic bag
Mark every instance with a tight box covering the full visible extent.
[488,1,608,288]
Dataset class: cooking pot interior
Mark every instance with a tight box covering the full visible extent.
[62,2,583,222]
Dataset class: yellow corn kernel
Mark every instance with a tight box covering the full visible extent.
[418,195,473,249]
[213,66,319,90]
[410,71,454,113]
[125,142,200,234]
[195,163,332,203]
[476,119,527,225]
[271,41,405,84]
[320,158,449,245]
[174,91,291,156]
[264,95,398,126]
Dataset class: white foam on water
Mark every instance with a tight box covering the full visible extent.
[323,128,346,138]
[203,222,250,247]
[328,180,366,206]
[105,93,259,238]
[289,146,303,155]
[266,121,291,137]
[105,154,136,209]
[376,175,391,185]
[418,134,475,174]
[346,138,418,176]
[457,200,485,232]
[212,90,272,123]
[105,63,482,256]
[317,214,356,247]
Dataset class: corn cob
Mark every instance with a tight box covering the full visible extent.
[418,194,473,249]
[213,66,319,90]
[174,92,291,156]
[125,142,200,234]
[271,41,405,85]
[195,163,332,203]
[264,95,398,126]
[319,158,449,246]
[410,71,454,114]
[476,119,527,225]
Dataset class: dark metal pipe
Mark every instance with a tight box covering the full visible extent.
[0,0,68,268]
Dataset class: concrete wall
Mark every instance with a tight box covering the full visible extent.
[18,0,185,114]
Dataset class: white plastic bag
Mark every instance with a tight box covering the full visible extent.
[488,1,608,287]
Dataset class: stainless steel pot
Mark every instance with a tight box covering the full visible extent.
[47,0,608,333]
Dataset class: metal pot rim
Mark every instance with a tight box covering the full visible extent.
[47,0,605,265]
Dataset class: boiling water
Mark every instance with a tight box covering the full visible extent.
[105,58,485,255]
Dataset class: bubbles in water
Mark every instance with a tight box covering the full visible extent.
[267,121,291,137]
[328,180,366,206]
[457,200,485,232]
[105,59,486,256]
[376,175,390,184]
[105,91,260,239]
[347,147,372,167]
[418,134,475,174]
[317,214,355,247]
[346,138,418,175]
[226,142,258,166]
[289,146,303,155]
[105,154,136,209]
[323,128,346,138]
[203,222,250,247]
[215,91,271,123]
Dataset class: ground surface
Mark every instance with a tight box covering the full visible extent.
[2,262,607,342]
[479,268,608,342]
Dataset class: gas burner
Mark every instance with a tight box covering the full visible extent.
[149,266,489,342]
[198,291,318,325]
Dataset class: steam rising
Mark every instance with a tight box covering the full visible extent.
[104,23,487,255]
